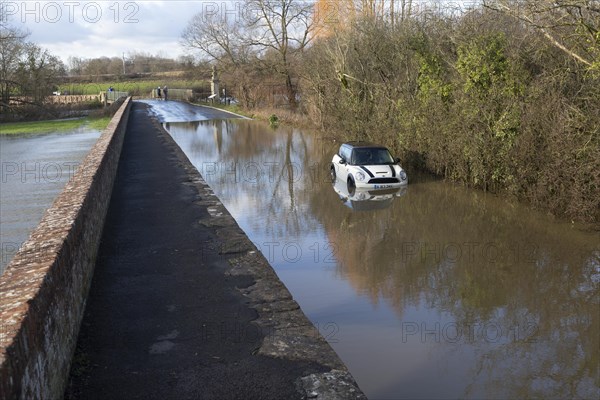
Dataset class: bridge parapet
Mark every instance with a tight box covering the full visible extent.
[0,98,132,399]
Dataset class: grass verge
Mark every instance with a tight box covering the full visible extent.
[86,116,112,131]
[194,102,313,129]
[0,116,111,135]
[240,106,313,128]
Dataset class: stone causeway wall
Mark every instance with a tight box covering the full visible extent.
[0,98,132,399]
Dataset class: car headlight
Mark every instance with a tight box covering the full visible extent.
[355,171,366,181]
[400,170,407,181]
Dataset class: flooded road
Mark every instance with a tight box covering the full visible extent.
[162,115,599,399]
[140,99,247,123]
[0,128,101,274]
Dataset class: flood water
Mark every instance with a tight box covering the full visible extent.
[164,118,600,399]
[0,128,101,274]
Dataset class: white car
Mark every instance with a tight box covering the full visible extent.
[331,142,408,193]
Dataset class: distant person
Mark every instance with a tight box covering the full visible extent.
[157,86,162,99]
[108,86,114,92]
[163,86,168,101]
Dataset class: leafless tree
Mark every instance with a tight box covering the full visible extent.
[182,12,247,66]
[182,0,315,109]
[1,1,65,116]
[483,0,600,68]
[243,0,315,108]
[1,1,29,111]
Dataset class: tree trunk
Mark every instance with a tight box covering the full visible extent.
[286,73,297,110]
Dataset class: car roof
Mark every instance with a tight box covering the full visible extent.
[343,141,387,149]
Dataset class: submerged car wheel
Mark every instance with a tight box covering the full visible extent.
[330,166,337,182]
[347,176,356,196]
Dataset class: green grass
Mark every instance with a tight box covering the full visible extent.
[0,116,111,135]
[59,79,208,96]
[86,116,111,130]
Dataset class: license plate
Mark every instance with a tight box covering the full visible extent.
[373,184,392,189]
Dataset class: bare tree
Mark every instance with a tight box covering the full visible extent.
[182,10,261,107]
[1,1,29,112]
[483,0,600,68]
[243,0,315,108]
[67,56,85,76]
[14,43,66,102]
[182,0,314,109]
[1,1,66,115]
[182,12,247,66]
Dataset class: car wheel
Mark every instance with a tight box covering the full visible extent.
[347,176,356,196]
[330,166,336,182]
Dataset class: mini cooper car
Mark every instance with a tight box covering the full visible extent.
[331,142,408,192]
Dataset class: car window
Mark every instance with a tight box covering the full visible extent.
[340,146,351,161]
[351,148,394,165]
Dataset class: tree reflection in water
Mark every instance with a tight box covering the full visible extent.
[164,119,599,399]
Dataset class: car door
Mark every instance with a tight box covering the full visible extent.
[338,145,351,181]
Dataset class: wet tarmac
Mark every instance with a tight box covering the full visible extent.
[138,99,248,123]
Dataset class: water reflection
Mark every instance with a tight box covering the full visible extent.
[164,119,599,399]
[331,178,406,211]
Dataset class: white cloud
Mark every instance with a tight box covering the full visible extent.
[6,1,210,62]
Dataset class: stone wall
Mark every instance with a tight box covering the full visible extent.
[46,94,100,104]
[0,98,132,399]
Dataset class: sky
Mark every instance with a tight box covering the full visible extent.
[3,1,217,64]
[4,0,479,66]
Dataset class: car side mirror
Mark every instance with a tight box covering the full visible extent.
[339,159,347,165]
[394,158,400,164]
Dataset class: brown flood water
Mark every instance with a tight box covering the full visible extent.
[164,118,599,399]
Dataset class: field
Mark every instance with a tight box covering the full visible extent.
[0,116,111,135]
[59,80,209,96]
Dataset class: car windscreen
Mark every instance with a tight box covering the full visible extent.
[351,148,395,165]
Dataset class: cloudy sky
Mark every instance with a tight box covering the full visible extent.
[4,1,218,63]
[5,0,476,65]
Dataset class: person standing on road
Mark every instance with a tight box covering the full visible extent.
[163,86,168,101]
[157,86,162,100]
